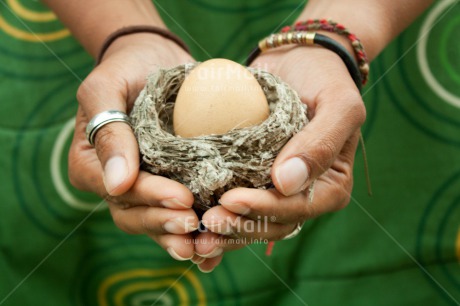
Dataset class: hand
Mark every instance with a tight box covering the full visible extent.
[194,45,366,271]
[69,33,202,261]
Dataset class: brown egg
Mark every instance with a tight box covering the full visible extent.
[173,59,269,137]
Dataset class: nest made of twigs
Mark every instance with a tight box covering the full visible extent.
[130,63,307,212]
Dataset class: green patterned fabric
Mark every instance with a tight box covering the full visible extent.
[1,0,459,305]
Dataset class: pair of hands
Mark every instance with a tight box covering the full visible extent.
[69,33,366,272]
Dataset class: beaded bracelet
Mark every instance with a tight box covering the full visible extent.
[246,31,362,90]
[281,19,369,85]
[96,25,190,65]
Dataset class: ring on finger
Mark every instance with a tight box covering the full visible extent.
[85,110,131,146]
[282,222,304,240]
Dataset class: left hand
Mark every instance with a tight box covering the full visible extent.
[193,45,366,272]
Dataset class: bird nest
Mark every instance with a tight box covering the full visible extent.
[130,62,307,212]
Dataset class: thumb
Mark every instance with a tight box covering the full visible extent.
[271,92,365,196]
[94,121,139,197]
[77,73,139,197]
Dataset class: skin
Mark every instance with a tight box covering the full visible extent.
[44,0,433,272]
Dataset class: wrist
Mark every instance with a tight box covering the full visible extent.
[296,0,434,61]
[274,20,369,85]
[97,26,190,65]
[249,29,364,88]
[295,7,387,61]
[101,32,193,64]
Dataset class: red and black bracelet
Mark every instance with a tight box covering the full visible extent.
[283,19,369,85]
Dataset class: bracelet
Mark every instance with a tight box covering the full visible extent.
[246,31,362,90]
[96,25,190,65]
[282,19,369,85]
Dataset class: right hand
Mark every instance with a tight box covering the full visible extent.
[69,33,201,262]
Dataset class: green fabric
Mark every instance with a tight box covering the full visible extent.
[0,0,459,305]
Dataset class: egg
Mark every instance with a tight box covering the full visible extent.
[173,58,269,137]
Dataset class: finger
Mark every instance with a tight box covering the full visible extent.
[109,205,199,235]
[220,187,310,224]
[271,88,366,196]
[197,255,223,273]
[108,172,194,209]
[201,206,295,241]
[190,254,206,265]
[191,250,224,273]
[155,233,196,261]
[112,172,194,209]
[194,231,245,258]
[77,67,140,196]
[70,116,195,209]
[219,183,331,224]
[220,132,361,222]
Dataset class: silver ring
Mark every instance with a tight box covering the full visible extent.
[85,110,130,146]
[282,222,304,240]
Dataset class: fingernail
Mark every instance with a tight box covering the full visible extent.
[201,220,233,235]
[220,201,250,215]
[197,264,215,273]
[164,218,198,234]
[196,247,223,258]
[275,157,309,196]
[191,255,206,265]
[161,198,190,209]
[167,247,192,261]
[163,219,184,234]
[103,156,128,194]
